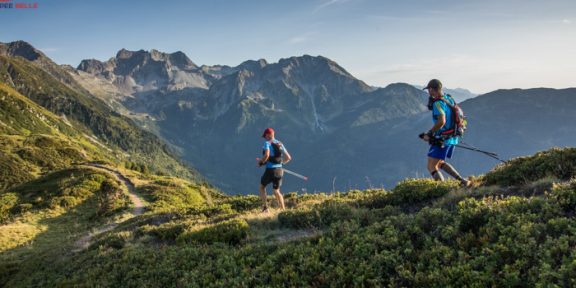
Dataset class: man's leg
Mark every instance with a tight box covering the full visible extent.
[427,157,445,181]
[259,184,268,211]
[273,188,285,210]
[271,168,285,210]
[440,162,470,186]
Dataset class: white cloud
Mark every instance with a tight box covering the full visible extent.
[314,0,352,13]
[288,36,308,44]
[38,47,60,52]
[287,32,318,45]
[562,19,572,24]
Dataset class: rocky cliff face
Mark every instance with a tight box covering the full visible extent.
[0,40,44,61]
[77,48,210,94]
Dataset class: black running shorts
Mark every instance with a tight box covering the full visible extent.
[260,168,283,189]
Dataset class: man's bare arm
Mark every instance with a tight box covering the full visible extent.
[258,149,270,166]
[430,114,446,133]
[283,150,292,165]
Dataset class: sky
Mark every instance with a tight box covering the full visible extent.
[1,0,575,94]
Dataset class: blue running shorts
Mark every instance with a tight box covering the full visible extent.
[428,144,455,160]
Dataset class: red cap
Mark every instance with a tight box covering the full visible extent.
[262,127,274,137]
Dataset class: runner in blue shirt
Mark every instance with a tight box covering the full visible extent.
[257,127,292,212]
[420,79,471,187]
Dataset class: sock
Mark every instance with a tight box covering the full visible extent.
[440,163,465,182]
[431,170,444,181]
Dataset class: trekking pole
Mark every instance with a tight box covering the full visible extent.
[456,142,506,163]
[256,158,308,181]
[283,168,309,181]
[459,141,499,156]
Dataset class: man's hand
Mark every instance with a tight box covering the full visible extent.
[419,132,430,142]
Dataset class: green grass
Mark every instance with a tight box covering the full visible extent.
[5,176,576,287]
[3,148,576,287]
[0,82,118,190]
[0,167,131,286]
[0,167,126,225]
[484,147,576,186]
[136,177,219,214]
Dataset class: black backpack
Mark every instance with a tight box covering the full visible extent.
[263,141,283,164]
[430,94,467,139]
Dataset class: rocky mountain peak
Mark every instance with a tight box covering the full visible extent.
[111,48,198,70]
[77,48,210,93]
[115,48,142,59]
[278,54,329,67]
[149,49,163,60]
[77,59,106,74]
[237,59,268,72]
[0,40,45,61]
[167,51,197,70]
[277,55,354,78]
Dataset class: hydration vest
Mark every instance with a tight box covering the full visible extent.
[432,94,467,139]
[263,141,283,164]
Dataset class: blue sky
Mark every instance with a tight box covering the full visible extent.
[1,0,575,93]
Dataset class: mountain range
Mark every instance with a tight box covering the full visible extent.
[74,49,429,192]
[67,45,576,193]
[3,40,574,194]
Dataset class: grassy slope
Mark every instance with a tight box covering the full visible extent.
[1,147,576,287]
[0,167,126,281]
[0,167,220,287]
[0,53,221,286]
[0,55,199,181]
[0,82,114,190]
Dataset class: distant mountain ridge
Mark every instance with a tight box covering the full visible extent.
[77,48,209,94]
[412,84,477,102]
[66,45,576,193]
[71,47,432,192]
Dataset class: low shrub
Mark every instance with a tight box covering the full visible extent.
[95,231,133,250]
[278,208,320,229]
[278,200,356,229]
[177,218,249,245]
[484,148,576,186]
[96,179,128,217]
[4,168,113,219]
[137,218,206,243]
[355,189,392,209]
[225,195,261,212]
[318,200,355,226]
[551,180,576,212]
[391,178,458,205]
[14,203,33,214]
[138,182,206,213]
[456,198,492,234]
[0,192,18,223]
[0,152,35,190]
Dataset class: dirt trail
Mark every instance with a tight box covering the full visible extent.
[73,163,145,251]
[85,163,145,216]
